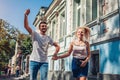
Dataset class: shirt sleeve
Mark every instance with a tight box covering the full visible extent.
[48,36,54,46]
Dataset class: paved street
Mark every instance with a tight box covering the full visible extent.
[0,74,17,80]
[0,74,29,80]
[0,71,42,80]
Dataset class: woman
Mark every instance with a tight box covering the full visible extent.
[52,26,91,80]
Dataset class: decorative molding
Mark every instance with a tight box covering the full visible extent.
[99,73,120,80]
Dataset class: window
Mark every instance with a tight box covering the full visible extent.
[47,22,52,37]
[86,0,91,23]
[101,0,118,15]
[60,11,66,38]
[73,0,81,31]
[77,0,81,26]
[51,21,55,40]
[86,0,97,23]
[73,0,98,30]
[92,0,97,20]
[51,19,58,41]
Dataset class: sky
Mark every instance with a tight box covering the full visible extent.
[0,0,53,34]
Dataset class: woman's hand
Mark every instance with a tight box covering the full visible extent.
[80,60,87,67]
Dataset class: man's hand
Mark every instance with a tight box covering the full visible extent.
[24,9,30,16]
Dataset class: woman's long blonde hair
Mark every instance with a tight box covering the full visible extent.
[76,26,91,41]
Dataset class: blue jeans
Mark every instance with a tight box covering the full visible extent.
[16,70,19,77]
[29,61,48,80]
[72,58,88,78]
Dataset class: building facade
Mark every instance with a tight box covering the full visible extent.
[33,0,120,80]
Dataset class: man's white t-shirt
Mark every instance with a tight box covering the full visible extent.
[30,31,54,63]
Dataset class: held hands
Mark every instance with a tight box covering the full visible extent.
[24,9,30,16]
[52,54,59,60]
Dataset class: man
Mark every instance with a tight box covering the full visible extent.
[24,9,60,80]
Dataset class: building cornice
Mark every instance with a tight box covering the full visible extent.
[45,0,62,18]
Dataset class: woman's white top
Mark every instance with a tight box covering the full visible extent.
[72,44,87,59]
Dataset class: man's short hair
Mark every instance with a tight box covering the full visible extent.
[39,21,47,26]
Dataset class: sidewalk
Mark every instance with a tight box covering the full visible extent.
[0,74,29,80]
[0,74,16,80]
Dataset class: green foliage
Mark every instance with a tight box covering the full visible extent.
[20,35,32,58]
[0,19,19,68]
[0,19,32,69]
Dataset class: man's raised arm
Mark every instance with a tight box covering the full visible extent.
[24,9,32,34]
